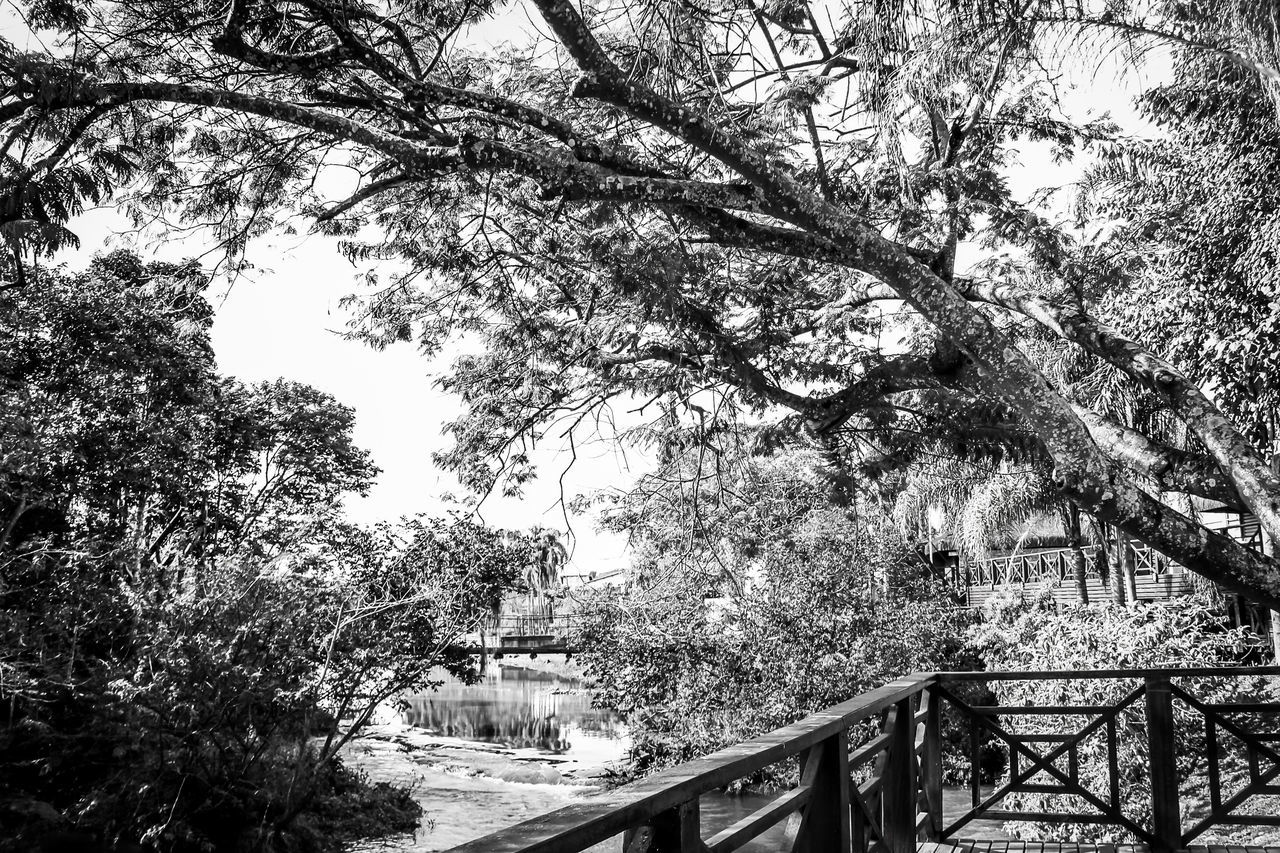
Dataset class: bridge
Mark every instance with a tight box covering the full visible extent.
[447,666,1280,853]
[461,613,582,656]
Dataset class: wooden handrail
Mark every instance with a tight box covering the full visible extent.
[444,668,1280,853]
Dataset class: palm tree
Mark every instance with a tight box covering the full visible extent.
[523,528,568,629]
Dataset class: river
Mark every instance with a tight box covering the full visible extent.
[343,657,1004,852]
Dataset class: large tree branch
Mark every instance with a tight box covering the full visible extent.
[536,0,1116,497]
[3,72,771,214]
[965,279,1280,542]
[1070,406,1243,508]
[666,212,1255,514]
[806,350,966,433]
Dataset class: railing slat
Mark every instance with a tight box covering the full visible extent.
[921,688,942,841]
[800,733,850,853]
[1144,676,1181,852]
[704,786,810,853]
[848,730,893,769]
[880,698,917,853]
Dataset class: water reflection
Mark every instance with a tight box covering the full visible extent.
[401,664,627,755]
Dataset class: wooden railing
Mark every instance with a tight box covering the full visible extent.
[447,668,1280,853]
[964,546,1099,587]
[491,613,582,637]
[962,543,1180,588]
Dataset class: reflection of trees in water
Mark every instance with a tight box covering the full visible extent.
[403,697,572,752]
[571,714,628,738]
[403,666,629,752]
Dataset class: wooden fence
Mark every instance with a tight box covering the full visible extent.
[446,668,1280,853]
[961,544,1191,607]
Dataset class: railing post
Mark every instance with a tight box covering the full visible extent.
[920,688,942,840]
[623,799,701,853]
[881,697,917,853]
[799,732,851,853]
[1144,676,1181,852]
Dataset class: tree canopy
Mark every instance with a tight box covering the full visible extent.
[4,0,1280,604]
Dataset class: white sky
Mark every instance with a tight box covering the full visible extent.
[35,3,1172,577]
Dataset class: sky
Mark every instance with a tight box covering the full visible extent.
[39,2,1171,578]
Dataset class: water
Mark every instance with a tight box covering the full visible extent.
[399,664,626,763]
[343,658,628,851]
[343,660,1004,851]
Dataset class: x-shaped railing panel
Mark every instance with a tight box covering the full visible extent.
[934,683,1156,844]
[1170,685,1280,845]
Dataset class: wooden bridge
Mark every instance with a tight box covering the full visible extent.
[462,613,582,656]
[447,667,1280,853]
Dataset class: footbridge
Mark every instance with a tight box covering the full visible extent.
[461,614,583,657]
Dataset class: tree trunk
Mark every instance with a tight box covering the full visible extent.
[0,496,28,553]
[1068,506,1089,605]
[1119,531,1139,605]
[1262,525,1280,660]
[1109,529,1127,606]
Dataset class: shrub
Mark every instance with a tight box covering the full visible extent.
[578,517,971,787]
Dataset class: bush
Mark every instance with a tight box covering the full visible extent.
[578,514,972,787]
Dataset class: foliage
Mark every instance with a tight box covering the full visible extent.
[1083,55,1280,447]
[0,250,378,561]
[968,592,1278,843]
[3,0,1280,604]
[577,448,972,784]
[0,253,524,852]
[1,526,518,851]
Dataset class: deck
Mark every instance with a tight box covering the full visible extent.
[957,514,1263,608]
[959,543,1190,607]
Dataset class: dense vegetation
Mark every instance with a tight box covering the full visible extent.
[0,253,525,852]
[578,450,973,779]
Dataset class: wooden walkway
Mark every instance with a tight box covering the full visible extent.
[921,840,1280,845]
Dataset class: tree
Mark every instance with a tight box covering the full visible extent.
[0,252,378,565]
[523,526,567,614]
[0,252,523,850]
[578,445,971,777]
[5,0,1280,604]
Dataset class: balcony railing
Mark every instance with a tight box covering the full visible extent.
[446,667,1280,853]
[958,543,1193,607]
